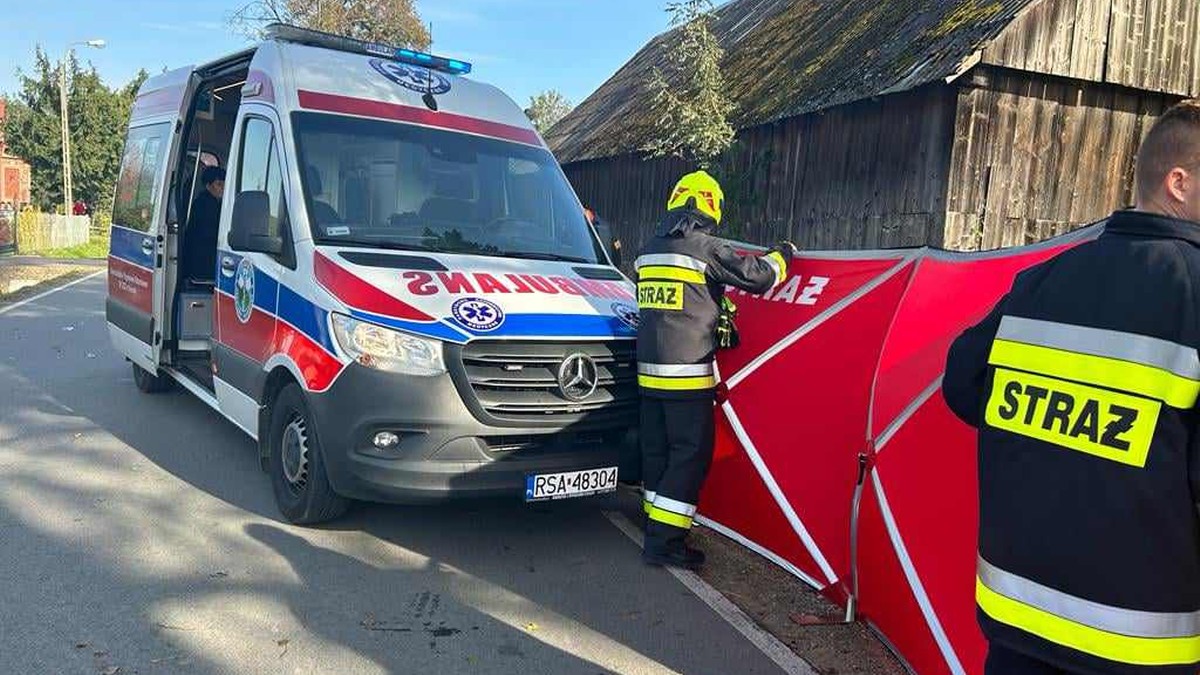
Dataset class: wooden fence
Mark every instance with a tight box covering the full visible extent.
[0,210,13,255]
[15,213,90,252]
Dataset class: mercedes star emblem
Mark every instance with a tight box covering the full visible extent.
[557,353,600,402]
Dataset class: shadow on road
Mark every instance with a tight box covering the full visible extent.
[0,278,781,675]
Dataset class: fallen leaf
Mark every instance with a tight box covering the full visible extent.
[208,571,228,579]
[524,622,539,632]
[92,650,108,657]
[277,638,289,658]
[74,642,88,649]
[101,667,120,675]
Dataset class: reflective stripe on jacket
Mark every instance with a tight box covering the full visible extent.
[943,210,1200,674]
[634,213,789,398]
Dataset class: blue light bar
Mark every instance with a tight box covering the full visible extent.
[395,48,472,75]
[265,24,472,76]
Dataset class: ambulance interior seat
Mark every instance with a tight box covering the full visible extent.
[410,171,480,249]
[306,165,342,226]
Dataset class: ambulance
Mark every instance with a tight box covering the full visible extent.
[105,25,639,523]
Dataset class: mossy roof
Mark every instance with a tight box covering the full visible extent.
[546,0,1035,164]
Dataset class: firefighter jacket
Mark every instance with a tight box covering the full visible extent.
[943,209,1200,675]
[635,212,791,399]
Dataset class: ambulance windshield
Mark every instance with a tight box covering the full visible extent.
[293,112,603,264]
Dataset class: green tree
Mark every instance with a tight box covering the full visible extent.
[231,0,431,49]
[2,49,144,212]
[641,0,735,167]
[525,90,573,135]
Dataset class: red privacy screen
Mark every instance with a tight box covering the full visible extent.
[701,225,1099,675]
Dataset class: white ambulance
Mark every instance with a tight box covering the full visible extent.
[105,25,638,523]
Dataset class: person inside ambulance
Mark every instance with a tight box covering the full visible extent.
[636,170,796,569]
[585,206,622,267]
[943,99,1200,675]
[181,166,225,283]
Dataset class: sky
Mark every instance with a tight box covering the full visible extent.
[0,0,670,109]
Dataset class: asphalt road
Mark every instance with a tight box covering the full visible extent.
[0,274,785,675]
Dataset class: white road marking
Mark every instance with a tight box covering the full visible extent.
[0,270,104,316]
[602,510,820,675]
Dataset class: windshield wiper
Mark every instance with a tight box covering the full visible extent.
[493,250,592,264]
[319,238,444,253]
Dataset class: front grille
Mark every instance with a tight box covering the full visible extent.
[481,431,611,457]
[456,340,638,423]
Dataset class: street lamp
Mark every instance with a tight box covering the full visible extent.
[59,39,106,215]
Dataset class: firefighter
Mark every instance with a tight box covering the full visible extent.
[943,99,1200,675]
[636,170,795,569]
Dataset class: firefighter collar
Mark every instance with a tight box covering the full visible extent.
[1105,209,1200,247]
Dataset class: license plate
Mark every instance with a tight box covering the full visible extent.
[525,467,619,502]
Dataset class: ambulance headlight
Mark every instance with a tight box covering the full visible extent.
[330,314,446,377]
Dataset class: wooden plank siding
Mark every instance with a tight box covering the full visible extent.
[982,0,1200,96]
[1107,0,1200,96]
[944,66,1179,251]
[561,85,958,257]
[982,0,1112,81]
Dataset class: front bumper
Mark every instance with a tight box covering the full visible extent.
[306,363,637,503]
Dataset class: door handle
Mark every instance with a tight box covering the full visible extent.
[141,239,154,255]
[220,256,237,277]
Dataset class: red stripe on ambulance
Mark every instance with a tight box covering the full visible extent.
[215,292,276,362]
[108,256,153,314]
[272,321,344,391]
[314,252,434,321]
[297,90,544,147]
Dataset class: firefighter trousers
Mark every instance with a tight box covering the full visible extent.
[984,643,1068,675]
[640,395,715,554]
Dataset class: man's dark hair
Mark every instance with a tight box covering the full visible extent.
[1136,99,1200,202]
[201,165,226,186]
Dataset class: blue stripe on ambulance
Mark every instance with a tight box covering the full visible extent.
[215,254,631,351]
[450,313,637,339]
[349,309,472,344]
[109,225,155,269]
[215,252,279,315]
[278,284,337,353]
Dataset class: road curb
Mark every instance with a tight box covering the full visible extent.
[603,510,821,675]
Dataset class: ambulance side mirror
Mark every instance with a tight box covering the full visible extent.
[228,190,282,256]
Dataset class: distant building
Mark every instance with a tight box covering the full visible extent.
[0,99,33,207]
[547,0,1200,252]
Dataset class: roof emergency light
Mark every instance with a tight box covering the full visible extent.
[265,24,472,76]
[394,49,472,75]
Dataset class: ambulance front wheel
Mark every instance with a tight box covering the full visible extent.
[132,362,171,393]
[268,383,349,525]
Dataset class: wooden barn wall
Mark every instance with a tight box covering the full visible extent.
[982,0,1199,96]
[945,66,1180,250]
[561,84,958,258]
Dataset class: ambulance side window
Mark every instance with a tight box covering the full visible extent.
[236,117,286,239]
[113,123,170,232]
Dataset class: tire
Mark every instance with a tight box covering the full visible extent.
[267,383,349,524]
[132,362,171,393]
